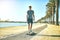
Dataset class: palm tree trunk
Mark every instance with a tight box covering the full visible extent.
[56,0,59,25]
[52,6,55,24]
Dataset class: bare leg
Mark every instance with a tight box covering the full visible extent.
[28,23,32,33]
[28,24,30,31]
[30,23,32,30]
[27,23,33,34]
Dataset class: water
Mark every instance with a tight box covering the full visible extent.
[0,22,27,28]
[1,22,59,28]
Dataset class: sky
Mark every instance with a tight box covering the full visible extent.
[0,0,60,22]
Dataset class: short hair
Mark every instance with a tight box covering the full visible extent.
[29,6,32,8]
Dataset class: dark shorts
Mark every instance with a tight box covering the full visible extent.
[27,18,33,24]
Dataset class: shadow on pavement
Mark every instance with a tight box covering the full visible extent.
[37,34,60,37]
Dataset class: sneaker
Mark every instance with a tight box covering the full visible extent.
[29,31,34,34]
[26,31,30,35]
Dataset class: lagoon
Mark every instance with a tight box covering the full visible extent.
[0,23,27,28]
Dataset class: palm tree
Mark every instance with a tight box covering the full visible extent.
[48,0,59,25]
[49,0,55,24]
[48,0,55,24]
[55,0,59,25]
[46,3,52,24]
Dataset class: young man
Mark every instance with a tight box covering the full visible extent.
[27,6,35,34]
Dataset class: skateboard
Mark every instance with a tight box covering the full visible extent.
[26,32,37,36]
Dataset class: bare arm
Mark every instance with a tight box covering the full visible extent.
[33,12,35,20]
[26,14,29,19]
[26,11,29,20]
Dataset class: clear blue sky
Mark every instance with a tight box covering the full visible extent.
[0,0,60,21]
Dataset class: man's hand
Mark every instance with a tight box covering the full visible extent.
[33,17,35,21]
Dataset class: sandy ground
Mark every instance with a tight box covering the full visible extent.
[1,23,60,40]
[0,26,27,38]
[30,24,60,40]
[0,23,46,39]
[40,24,60,35]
